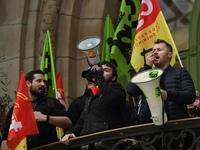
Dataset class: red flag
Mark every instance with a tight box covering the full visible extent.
[7,71,39,150]
[56,72,67,109]
[131,0,178,72]
[55,72,66,139]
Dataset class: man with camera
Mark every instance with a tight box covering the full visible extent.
[61,61,133,146]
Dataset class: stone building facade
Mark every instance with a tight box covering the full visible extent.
[1,0,200,108]
[0,0,121,107]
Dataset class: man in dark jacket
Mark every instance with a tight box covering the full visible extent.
[66,78,96,126]
[1,70,72,150]
[127,39,196,124]
[61,61,133,146]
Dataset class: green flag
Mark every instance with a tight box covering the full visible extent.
[110,0,140,81]
[40,30,65,140]
[101,14,114,62]
[40,30,57,98]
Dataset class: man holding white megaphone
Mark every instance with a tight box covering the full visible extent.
[127,39,196,126]
[61,36,133,148]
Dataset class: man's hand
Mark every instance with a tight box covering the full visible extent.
[61,134,76,145]
[161,89,168,101]
[91,65,101,72]
[34,111,72,128]
[146,52,155,67]
[34,111,47,122]
[1,140,7,150]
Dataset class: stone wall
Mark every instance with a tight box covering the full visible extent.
[0,0,120,107]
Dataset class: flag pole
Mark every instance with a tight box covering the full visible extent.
[55,88,62,140]
[176,53,183,67]
[59,128,62,140]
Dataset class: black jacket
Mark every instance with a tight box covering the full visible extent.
[127,65,196,124]
[65,70,132,136]
[66,90,90,126]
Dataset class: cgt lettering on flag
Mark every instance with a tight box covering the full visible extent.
[133,22,160,49]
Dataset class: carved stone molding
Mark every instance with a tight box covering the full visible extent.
[38,0,61,58]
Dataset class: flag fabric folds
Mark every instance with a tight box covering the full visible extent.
[56,72,67,109]
[40,30,57,98]
[40,30,64,140]
[101,14,114,62]
[131,0,178,72]
[7,71,39,150]
[7,137,27,150]
[56,72,67,139]
[110,0,140,80]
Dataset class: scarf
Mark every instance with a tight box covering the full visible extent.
[91,82,113,96]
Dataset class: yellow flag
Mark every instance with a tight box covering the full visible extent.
[131,0,178,72]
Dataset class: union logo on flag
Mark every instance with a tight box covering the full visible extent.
[56,72,67,109]
[131,0,179,72]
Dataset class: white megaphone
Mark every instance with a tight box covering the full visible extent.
[130,69,168,126]
[77,36,101,66]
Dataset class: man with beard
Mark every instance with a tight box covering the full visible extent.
[1,70,72,150]
[127,39,196,125]
[61,61,133,147]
